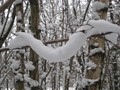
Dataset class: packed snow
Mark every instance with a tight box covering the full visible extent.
[92,1,108,19]
[86,61,96,69]
[77,20,120,36]
[10,59,20,70]
[75,78,99,88]
[92,12,100,20]
[77,20,120,44]
[15,73,23,81]
[25,61,35,71]
[8,20,120,62]
[24,74,32,82]
[8,32,86,62]
[89,47,104,56]
[92,1,108,12]
[14,0,22,5]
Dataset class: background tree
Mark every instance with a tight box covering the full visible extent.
[0,0,120,90]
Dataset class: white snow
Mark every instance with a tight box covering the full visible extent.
[17,11,22,21]
[92,12,100,20]
[29,80,39,87]
[8,32,87,62]
[24,74,39,87]
[10,59,20,70]
[14,0,22,5]
[93,43,99,47]
[86,61,96,69]
[41,72,47,78]
[47,87,75,90]
[17,22,24,30]
[8,36,28,49]
[24,74,32,82]
[75,78,99,88]
[92,1,108,12]
[77,20,120,44]
[8,20,120,62]
[77,20,120,36]
[25,61,35,71]
[15,73,23,81]
[105,33,119,44]
[92,1,108,19]
[89,47,104,56]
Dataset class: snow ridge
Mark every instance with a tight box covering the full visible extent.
[8,20,120,62]
[8,32,86,62]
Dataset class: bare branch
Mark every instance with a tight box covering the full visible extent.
[0,38,69,52]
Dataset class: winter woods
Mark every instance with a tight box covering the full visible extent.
[0,0,120,90]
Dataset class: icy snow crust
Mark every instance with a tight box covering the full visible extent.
[8,20,120,62]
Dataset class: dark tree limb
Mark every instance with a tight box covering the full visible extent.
[0,6,16,47]
[0,0,15,13]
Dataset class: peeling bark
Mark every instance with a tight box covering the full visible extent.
[86,0,108,90]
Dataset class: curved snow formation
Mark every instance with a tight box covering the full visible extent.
[77,20,120,44]
[8,32,87,62]
[8,20,120,62]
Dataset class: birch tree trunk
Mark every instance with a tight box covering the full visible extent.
[86,0,109,90]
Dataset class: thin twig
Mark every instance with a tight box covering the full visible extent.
[0,38,69,52]
[82,0,92,23]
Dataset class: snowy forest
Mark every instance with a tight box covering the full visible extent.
[0,0,120,90]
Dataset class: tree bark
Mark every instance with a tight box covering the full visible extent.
[0,0,15,13]
[15,1,25,90]
[29,0,40,90]
[86,0,108,90]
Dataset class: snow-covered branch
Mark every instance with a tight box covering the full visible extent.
[4,20,120,62]
[8,32,86,62]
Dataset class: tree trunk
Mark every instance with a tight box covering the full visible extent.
[29,0,41,90]
[15,53,25,90]
[86,0,108,90]
[15,1,25,90]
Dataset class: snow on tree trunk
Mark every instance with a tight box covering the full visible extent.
[29,0,41,90]
[86,0,108,90]
[15,1,25,90]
